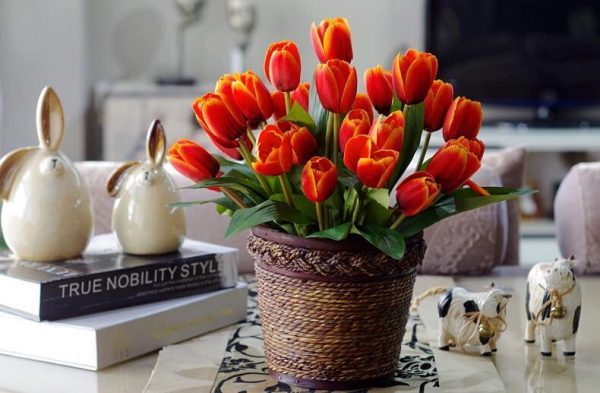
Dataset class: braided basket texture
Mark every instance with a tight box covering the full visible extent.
[248,226,426,390]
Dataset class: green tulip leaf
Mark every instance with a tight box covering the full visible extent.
[307,222,352,241]
[281,101,317,133]
[354,224,406,259]
[225,200,313,238]
[388,102,425,188]
[270,193,318,220]
[390,96,404,113]
[452,186,535,212]
[187,176,265,203]
[308,78,329,143]
[215,155,254,178]
[397,186,534,237]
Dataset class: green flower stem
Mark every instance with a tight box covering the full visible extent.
[279,173,303,236]
[279,174,294,206]
[416,131,431,171]
[332,113,342,165]
[389,214,406,230]
[315,202,325,231]
[221,187,247,208]
[325,111,334,158]
[237,138,272,195]
[246,128,256,145]
[284,91,292,114]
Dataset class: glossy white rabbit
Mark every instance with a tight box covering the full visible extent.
[107,119,186,255]
[0,86,93,261]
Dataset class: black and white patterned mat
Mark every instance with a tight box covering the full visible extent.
[212,278,439,393]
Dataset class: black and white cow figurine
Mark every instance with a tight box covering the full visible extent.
[438,284,512,356]
[525,257,582,357]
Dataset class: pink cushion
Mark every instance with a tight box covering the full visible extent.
[555,163,600,274]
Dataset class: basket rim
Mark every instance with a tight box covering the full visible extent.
[251,225,423,253]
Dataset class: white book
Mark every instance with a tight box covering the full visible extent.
[0,282,247,370]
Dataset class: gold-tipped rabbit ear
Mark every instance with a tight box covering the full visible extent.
[106,161,140,197]
[36,86,65,151]
[146,119,166,167]
[0,147,36,199]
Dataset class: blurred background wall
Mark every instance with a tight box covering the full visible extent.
[0,0,425,160]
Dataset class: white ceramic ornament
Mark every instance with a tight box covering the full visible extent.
[525,256,582,357]
[107,119,186,255]
[437,284,512,356]
[0,86,93,261]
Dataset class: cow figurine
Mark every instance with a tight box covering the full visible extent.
[438,284,512,356]
[525,257,582,357]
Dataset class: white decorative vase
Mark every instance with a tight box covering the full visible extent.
[107,119,186,255]
[0,86,93,261]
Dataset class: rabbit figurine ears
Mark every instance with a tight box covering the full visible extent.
[106,119,168,197]
[0,86,66,199]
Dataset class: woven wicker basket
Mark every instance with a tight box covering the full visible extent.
[248,226,426,390]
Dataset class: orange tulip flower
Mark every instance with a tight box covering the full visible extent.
[424,80,454,132]
[310,17,353,63]
[301,156,338,203]
[364,65,393,115]
[343,134,399,189]
[264,40,301,92]
[395,171,441,216]
[339,108,371,152]
[168,138,220,183]
[427,137,485,193]
[252,125,293,176]
[314,59,357,114]
[443,97,483,141]
[278,121,318,165]
[392,48,438,105]
[369,111,404,151]
[216,71,273,129]
[168,138,222,191]
[193,93,246,143]
[271,82,310,120]
[351,92,374,123]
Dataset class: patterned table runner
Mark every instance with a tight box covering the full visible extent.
[212,278,439,392]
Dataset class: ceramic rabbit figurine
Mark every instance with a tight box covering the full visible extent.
[0,86,93,261]
[107,119,186,255]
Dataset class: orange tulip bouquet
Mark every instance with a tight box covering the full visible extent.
[169,17,528,389]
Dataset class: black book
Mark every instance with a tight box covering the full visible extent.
[0,234,238,321]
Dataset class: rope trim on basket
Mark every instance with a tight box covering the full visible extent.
[248,233,426,278]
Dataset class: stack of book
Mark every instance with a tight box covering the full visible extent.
[0,234,247,370]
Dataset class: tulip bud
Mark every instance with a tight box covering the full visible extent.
[168,138,220,184]
[193,93,247,144]
[351,93,374,123]
[252,125,293,176]
[310,17,353,63]
[369,111,404,152]
[395,171,441,216]
[278,121,318,165]
[364,65,393,115]
[443,97,483,141]
[301,156,338,203]
[392,49,438,105]
[427,137,485,193]
[314,59,357,114]
[424,80,454,132]
[216,71,273,129]
[343,134,399,189]
[339,109,371,152]
[264,40,301,92]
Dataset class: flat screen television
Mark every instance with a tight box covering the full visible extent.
[426,0,600,126]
